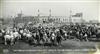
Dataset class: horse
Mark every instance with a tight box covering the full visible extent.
[0,30,2,38]
[42,32,48,44]
[56,31,63,46]
[50,32,56,46]
[4,31,15,45]
[32,32,38,44]
[38,29,44,44]
[67,30,76,39]
[19,29,27,40]
[82,33,88,41]
[63,31,68,40]
[13,31,21,41]
[22,29,33,43]
[0,29,6,40]
[75,31,81,41]
[96,30,100,40]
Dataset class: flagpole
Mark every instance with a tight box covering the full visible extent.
[49,9,51,17]
[48,9,51,23]
[37,9,40,23]
[69,9,72,25]
[81,13,83,25]
[38,9,40,17]
[20,9,23,23]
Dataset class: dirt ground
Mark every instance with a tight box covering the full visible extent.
[0,39,100,54]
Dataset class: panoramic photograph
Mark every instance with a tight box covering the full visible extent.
[0,0,100,54]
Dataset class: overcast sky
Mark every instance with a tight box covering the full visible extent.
[0,0,100,21]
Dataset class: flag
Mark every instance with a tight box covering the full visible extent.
[49,9,51,12]
[72,13,83,17]
[38,9,39,12]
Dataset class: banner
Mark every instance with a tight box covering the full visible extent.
[72,13,83,17]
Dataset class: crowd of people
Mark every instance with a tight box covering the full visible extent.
[0,23,100,46]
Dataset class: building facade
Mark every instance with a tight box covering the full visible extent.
[38,16,82,24]
[15,12,83,26]
[15,13,39,25]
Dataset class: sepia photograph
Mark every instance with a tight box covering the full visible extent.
[0,0,100,54]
